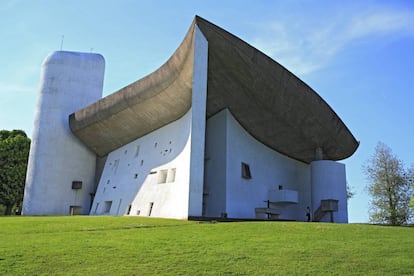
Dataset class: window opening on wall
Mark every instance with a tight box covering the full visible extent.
[103,201,112,214]
[148,202,154,216]
[116,199,122,216]
[134,145,140,157]
[167,168,176,183]
[278,185,283,190]
[149,171,157,175]
[126,205,132,215]
[112,159,120,174]
[140,160,144,166]
[134,173,138,179]
[71,181,82,190]
[136,210,140,215]
[124,150,128,155]
[241,162,252,179]
[157,170,168,184]
[107,180,110,184]
[154,142,158,148]
[94,203,100,214]
[69,205,82,215]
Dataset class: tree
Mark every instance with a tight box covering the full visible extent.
[410,166,414,210]
[0,130,31,215]
[363,142,414,225]
[346,182,355,200]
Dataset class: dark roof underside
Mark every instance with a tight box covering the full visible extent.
[70,16,358,164]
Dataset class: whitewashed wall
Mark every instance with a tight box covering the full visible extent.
[203,110,227,217]
[91,109,193,219]
[90,26,208,220]
[23,51,104,215]
[311,160,348,223]
[187,25,208,217]
[204,109,312,221]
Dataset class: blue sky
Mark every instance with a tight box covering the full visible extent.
[1,0,413,222]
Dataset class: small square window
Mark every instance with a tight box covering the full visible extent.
[157,170,168,184]
[72,181,82,189]
[241,162,252,179]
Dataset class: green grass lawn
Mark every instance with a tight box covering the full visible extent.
[0,216,413,275]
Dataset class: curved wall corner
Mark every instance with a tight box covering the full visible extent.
[187,25,208,217]
[311,160,348,223]
[22,51,105,215]
[203,109,312,221]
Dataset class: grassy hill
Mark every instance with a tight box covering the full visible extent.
[0,216,413,275]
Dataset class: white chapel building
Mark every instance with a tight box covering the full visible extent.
[22,16,359,223]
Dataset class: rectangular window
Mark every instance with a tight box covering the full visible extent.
[157,169,168,184]
[71,181,82,189]
[94,203,100,214]
[167,168,176,183]
[69,205,82,215]
[126,205,132,215]
[103,201,112,214]
[241,162,252,179]
[148,202,154,216]
[112,159,120,174]
[134,145,140,157]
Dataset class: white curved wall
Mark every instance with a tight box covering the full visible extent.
[91,109,192,219]
[311,160,348,223]
[90,26,208,220]
[23,51,104,215]
[204,109,312,221]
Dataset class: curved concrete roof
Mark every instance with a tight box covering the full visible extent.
[70,16,358,164]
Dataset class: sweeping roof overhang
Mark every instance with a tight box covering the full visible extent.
[69,16,359,164]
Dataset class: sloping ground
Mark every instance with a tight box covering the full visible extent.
[0,217,412,275]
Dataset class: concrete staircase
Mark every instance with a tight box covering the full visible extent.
[313,199,339,222]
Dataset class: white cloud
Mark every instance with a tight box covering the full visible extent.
[251,7,414,76]
[0,83,33,94]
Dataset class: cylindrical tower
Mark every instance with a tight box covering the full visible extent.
[23,51,105,215]
[311,160,348,223]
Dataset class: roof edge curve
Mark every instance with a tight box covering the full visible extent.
[69,19,198,156]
